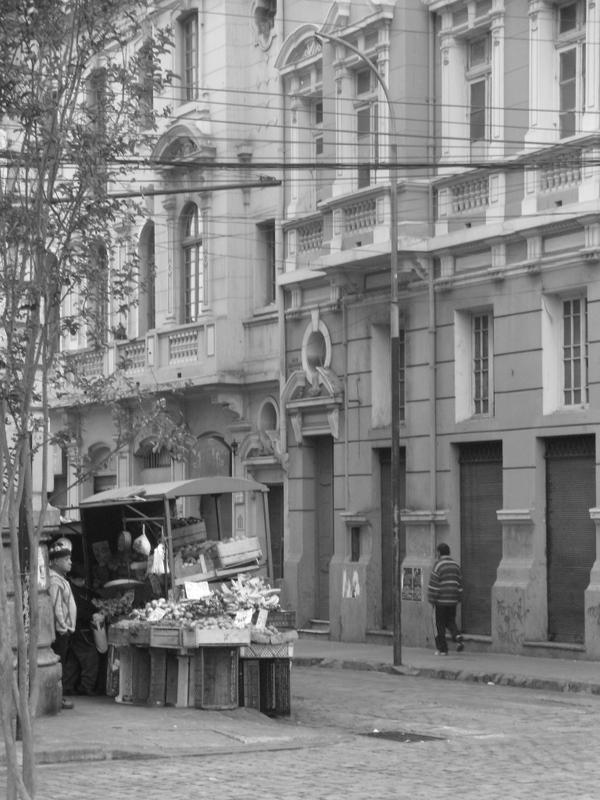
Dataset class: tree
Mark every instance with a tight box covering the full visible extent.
[0,3,172,797]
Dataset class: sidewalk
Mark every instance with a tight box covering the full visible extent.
[293,637,600,693]
[3,637,600,768]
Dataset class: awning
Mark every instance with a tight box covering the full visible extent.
[79,477,268,508]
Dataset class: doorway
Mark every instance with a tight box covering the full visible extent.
[314,436,334,619]
[545,435,595,644]
[459,441,503,635]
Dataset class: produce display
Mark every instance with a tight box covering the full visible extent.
[124,575,281,630]
[130,595,227,626]
[92,590,135,621]
[220,575,280,612]
[174,540,216,571]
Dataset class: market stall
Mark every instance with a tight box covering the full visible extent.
[71,477,295,713]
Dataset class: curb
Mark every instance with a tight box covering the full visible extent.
[293,656,600,695]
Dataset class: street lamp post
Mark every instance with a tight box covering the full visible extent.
[314,30,403,666]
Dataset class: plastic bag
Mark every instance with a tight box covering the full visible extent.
[150,542,167,575]
[91,612,108,653]
[132,529,151,557]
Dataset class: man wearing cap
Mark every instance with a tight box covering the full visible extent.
[49,537,77,709]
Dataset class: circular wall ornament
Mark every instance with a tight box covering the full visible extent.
[301,318,332,381]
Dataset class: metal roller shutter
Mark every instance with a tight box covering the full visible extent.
[545,435,595,644]
[459,442,503,636]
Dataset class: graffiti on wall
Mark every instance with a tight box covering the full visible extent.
[495,595,529,647]
[342,569,361,599]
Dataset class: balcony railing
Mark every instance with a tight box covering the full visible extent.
[168,329,200,363]
[297,220,323,253]
[116,339,145,371]
[341,197,378,232]
[65,348,105,378]
[538,154,581,193]
[450,177,489,213]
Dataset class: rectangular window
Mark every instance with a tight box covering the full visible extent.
[473,314,490,415]
[184,243,203,323]
[556,0,586,139]
[469,79,487,142]
[181,13,198,102]
[466,35,490,145]
[563,297,588,405]
[257,220,276,306]
[357,102,378,188]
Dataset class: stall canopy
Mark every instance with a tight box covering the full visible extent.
[79,477,268,508]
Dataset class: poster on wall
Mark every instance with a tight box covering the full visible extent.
[401,567,423,601]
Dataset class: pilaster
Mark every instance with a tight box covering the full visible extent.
[400,510,449,648]
[584,509,600,657]
[492,509,546,652]
[525,0,556,146]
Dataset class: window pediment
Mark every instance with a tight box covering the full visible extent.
[152,123,216,165]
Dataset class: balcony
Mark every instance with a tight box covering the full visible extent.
[522,149,582,215]
[283,185,402,273]
[57,314,279,404]
[435,170,507,235]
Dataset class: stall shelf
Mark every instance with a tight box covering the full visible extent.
[107,619,251,709]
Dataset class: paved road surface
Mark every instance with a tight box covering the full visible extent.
[19,665,600,799]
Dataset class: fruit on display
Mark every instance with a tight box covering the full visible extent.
[220,574,280,612]
[175,540,215,569]
[92,591,135,621]
[129,595,228,626]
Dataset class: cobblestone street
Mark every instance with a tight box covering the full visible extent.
[28,665,600,800]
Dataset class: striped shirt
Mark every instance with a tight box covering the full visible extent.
[427,555,463,606]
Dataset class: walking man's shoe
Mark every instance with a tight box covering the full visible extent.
[434,650,448,656]
[456,635,464,652]
[61,698,74,710]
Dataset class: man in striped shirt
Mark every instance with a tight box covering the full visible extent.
[427,543,464,655]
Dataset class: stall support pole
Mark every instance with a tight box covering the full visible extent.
[213,495,222,541]
[163,497,176,599]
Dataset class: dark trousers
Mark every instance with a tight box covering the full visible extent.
[52,630,99,695]
[433,604,461,653]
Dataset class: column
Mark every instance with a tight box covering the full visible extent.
[439,30,468,168]
[585,509,600,658]
[162,196,177,324]
[524,0,556,146]
[582,0,600,132]
[332,64,354,197]
[400,510,449,648]
[492,509,546,652]
[489,14,505,159]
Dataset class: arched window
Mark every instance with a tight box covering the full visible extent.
[139,221,156,334]
[181,203,204,323]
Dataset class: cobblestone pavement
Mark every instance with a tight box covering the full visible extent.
[18,666,600,799]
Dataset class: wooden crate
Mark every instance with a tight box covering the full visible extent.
[149,625,182,649]
[114,645,152,705]
[181,625,250,649]
[108,620,151,647]
[238,658,260,711]
[148,649,167,706]
[259,659,292,717]
[215,537,262,568]
[171,521,207,547]
[192,647,239,710]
